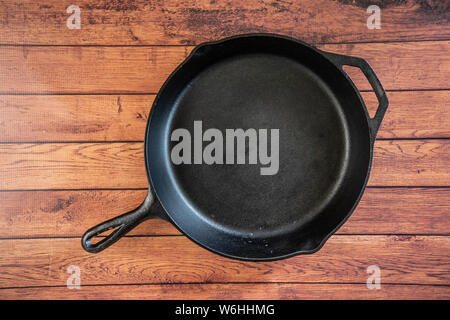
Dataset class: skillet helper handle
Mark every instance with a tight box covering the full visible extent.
[81,191,155,253]
[323,51,389,140]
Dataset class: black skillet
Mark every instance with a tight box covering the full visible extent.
[82,34,388,260]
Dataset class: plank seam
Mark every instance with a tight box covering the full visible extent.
[0,38,449,47]
[0,188,148,192]
[0,282,448,291]
[1,89,449,95]
[1,137,450,144]
[1,186,450,192]
[0,141,145,144]
[0,234,448,241]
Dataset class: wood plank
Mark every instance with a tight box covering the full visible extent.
[0,283,448,300]
[319,41,450,91]
[0,140,448,190]
[0,91,448,142]
[0,95,153,142]
[0,142,145,189]
[360,90,450,138]
[338,188,450,234]
[0,46,189,94]
[0,188,448,238]
[0,42,449,94]
[0,236,448,288]
[0,0,449,45]
[369,140,450,186]
[0,189,176,237]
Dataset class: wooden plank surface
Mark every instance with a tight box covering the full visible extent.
[0,91,449,142]
[0,41,449,94]
[1,283,448,300]
[0,95,153,142]
[369,140,450,186]
[0,142,145,189]
[0,188,449,238]
[0,236,448,288]
[1,0,449,45]
[0,140,449,190]
[1,0,449,301]
[360,90,450,138]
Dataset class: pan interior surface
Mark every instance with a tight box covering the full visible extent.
[167,53,350,238]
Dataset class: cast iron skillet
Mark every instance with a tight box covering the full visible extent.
[82,34,388,260]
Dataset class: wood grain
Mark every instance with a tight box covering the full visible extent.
[369,140,450,186]
[0,95,153,142]
[1,0,449,301]
[0,91,449,142]
[0,140,448,190]
[1,41,449,94]
[319,41,450,91]
[0,46,189,94]
[360,90,450,138]
[0,142,145,189]
[0,188,448,238]
[0,236,448,288]
[338,188,450,234]
[0,0,449,45]
[0,283,448,300]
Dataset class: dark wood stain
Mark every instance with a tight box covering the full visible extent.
[336,0,450,20]
[40,196,75,214]
[2,0,450,44]
[416,0,450,21]
[335,0,408,9]
[117,96,123,113]
[83,0,140,12]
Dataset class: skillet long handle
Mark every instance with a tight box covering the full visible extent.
[81,191,155,253]
[322,51,389,140]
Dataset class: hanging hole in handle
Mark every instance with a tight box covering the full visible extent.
[342,65,378,118]
[87,226,120,246]
[82,190,157,253]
